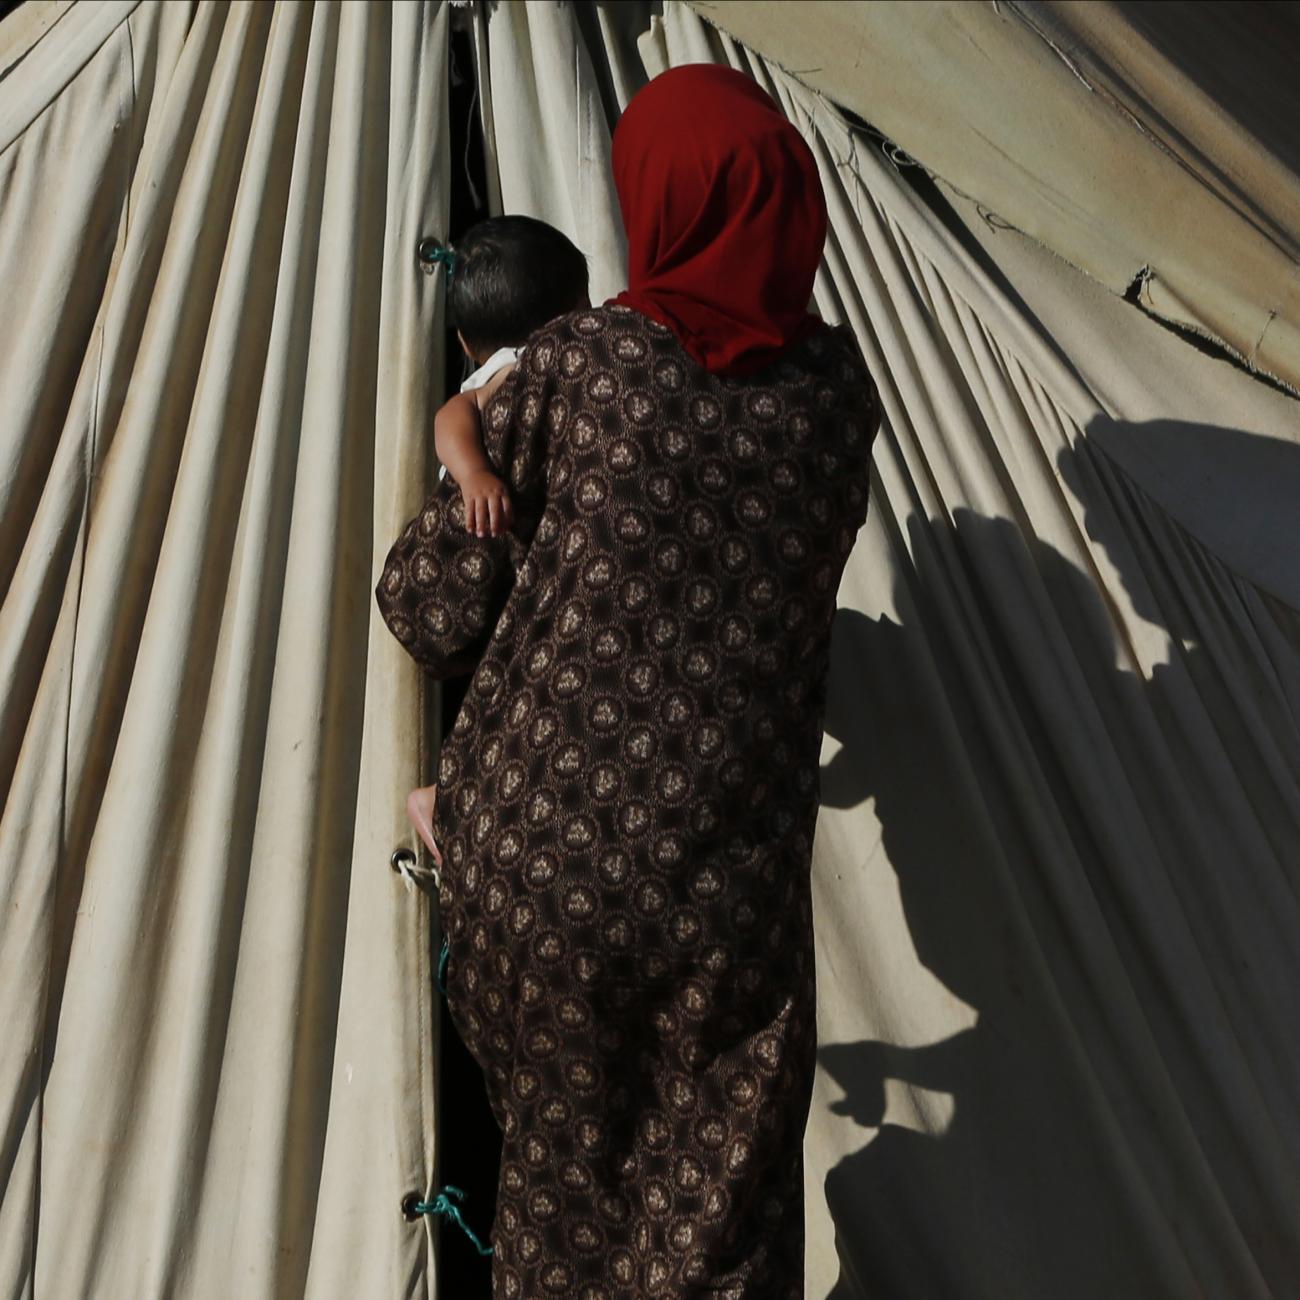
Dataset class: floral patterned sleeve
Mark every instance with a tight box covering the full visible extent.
[374,340,555,679]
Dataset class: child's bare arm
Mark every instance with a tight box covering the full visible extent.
[434,391,492,483]
[433,392,514,536]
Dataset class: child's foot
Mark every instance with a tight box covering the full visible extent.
[406,784,442,868]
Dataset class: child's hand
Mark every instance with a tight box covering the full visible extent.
[460,469,514,537]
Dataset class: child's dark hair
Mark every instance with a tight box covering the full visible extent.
[449,215,589,355]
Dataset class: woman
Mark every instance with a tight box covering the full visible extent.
[376,64,879,1300]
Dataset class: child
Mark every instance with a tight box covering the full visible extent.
[431,214,591,538]
[408,215,590,862]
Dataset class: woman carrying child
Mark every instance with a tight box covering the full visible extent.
[377,64,880,1300]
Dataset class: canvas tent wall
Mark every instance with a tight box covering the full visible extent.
[1,2,1298,1297]
[687,0,1300,398]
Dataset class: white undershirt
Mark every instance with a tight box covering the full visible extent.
[459,345,522,394]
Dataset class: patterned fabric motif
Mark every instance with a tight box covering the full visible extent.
[375,305,879,1298]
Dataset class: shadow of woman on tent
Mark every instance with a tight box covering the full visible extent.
[812,421,1300,1299]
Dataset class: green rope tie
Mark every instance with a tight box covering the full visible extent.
[418,242,458,281]
[436,937,450,995]
[412,1185,494,1256]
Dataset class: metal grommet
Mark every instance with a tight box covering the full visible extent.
[417,237,456,277]
[401,1191,422,1221]
[391,847,417,874]
[416,237,439,273]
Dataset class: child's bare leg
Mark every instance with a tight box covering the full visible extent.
[406,783,442,867]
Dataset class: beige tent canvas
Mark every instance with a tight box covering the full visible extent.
[1,1,1297,1297]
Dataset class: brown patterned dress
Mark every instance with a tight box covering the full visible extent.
[375,304,878,1299]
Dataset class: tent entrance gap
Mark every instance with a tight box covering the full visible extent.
[435,22,500,1300]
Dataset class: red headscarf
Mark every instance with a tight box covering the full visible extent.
[609,64,828,376]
